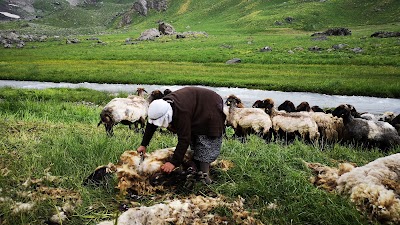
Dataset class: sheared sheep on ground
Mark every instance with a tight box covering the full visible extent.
[306,153,400,224]
[332,104,400,150]
[84,147,234,195]
[225,95,272,141]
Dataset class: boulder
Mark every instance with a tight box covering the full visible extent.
[371,31,400,38]
[226,58,241,64]
[137,28,160,41]
[158,22,175,35]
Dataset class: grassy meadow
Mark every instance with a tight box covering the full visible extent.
[0,87,396,225]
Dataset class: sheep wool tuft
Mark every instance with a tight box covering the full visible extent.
[307,153,400,224]
[97,195,264,225]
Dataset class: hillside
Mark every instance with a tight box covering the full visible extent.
[0,0,399,34]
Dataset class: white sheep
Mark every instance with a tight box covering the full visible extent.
[97,88,164,136]
[307,112,344,143]
[332,104,400,150]
[307,153,400,224]
[225,95,272,141]
[261,98,320,142]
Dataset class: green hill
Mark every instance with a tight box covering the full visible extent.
[1,0,400,34]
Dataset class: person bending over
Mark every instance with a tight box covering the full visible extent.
[137,87,226,184]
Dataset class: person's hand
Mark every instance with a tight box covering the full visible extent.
[161,162,175,173]
[137,145,146,154]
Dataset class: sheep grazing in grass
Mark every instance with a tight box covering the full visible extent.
[97,88,164,136]
[332,104,400,150]
[306,153,400,224]
[97,195,263,225]
[277,100,296,112]
[307,111,345,144]
[261,98,320,143]
[225,95,272,141]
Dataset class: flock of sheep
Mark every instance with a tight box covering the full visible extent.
[98,87,400,151]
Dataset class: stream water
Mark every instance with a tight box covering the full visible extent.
[1,80,399,115]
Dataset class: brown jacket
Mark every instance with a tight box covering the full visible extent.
[141,87,226,166]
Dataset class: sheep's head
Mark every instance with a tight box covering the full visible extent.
[311,105,325,113]
[278,100,296,112]
[136,87,148,97]
[296,101,311,112]
[332,104,351,118]
[148,90,164,102]
[252,100,264,108]
[263,98,275,115]
[225,95,243,108]
[346,104,361,118]
[163,89,172,96]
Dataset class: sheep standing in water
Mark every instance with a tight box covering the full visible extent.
[97,88,164,136]
[331,104,400,150]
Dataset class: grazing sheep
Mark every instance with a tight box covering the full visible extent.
[307,112,345,143]
[97,88,164,136]
[260,98,320,142]
[225,95,272,141]
[296,101,311,112]
[307,153,400,224]
[97,194,263,225]
[389,113,400,135]
[332,104,400,150]
[277,100,296,112]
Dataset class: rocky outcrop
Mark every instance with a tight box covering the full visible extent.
[133,0,168,16]
[158,22,175,35]
[137,28,161,41]
[311,28,352,36]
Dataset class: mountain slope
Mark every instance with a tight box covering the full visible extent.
[0,0,399,34]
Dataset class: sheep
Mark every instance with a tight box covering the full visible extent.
[225,95,272,141]
[84,147,196,195]
[307,111,345,144]
[296,101,311,112]
[306,153,400,224]
[261,98,320,143]
[331,104,400,150]
[388,113,400,135]
[97,194,263,225]
[163,88,172,96]
[311,105,325,113]
[277,100,296,112]
[97,88,164,136]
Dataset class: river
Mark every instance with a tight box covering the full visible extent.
[1,80,399,115]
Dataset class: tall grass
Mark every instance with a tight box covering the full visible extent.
[0,87,396,224]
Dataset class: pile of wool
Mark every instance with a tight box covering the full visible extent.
[86,147,235,195]
[306,153,400,224]
[97,194,263,225]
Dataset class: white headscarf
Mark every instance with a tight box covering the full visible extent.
[148,99,173,128]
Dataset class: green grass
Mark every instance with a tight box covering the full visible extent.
[0,87,397,225]
[1,26,400,98]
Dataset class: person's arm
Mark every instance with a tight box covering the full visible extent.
[137,122,158,153]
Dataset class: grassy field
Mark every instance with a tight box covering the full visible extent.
[0,87,396,225]
[1,25,400,97]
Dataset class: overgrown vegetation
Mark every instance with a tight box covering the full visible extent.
[0,87,394,225]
